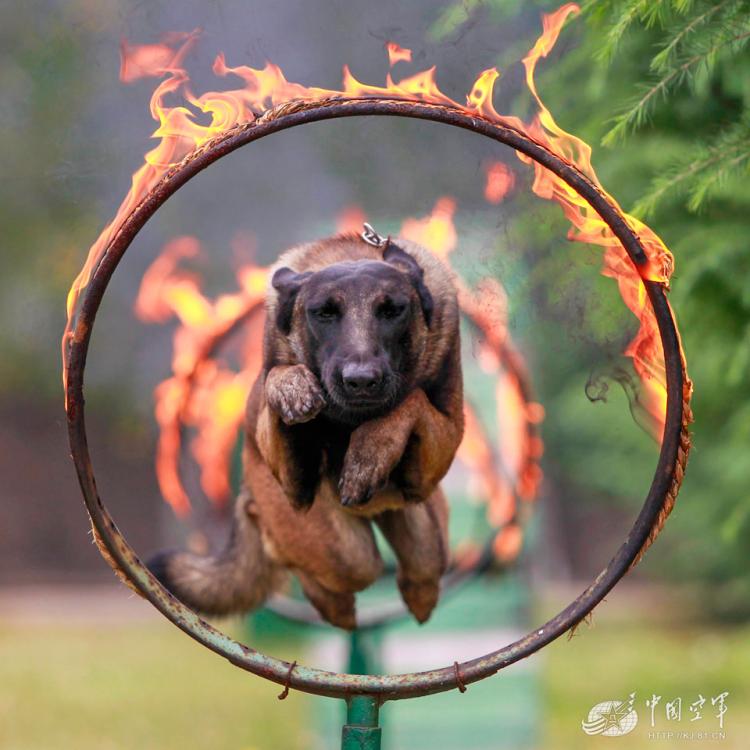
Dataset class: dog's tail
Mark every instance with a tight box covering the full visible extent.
[148,490,282,616]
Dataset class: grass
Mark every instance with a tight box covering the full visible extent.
[1,596,748,749]
[541,603,750,749]
[0,620,312,750]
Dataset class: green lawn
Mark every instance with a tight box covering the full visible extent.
[1,603,748,749]
[541,608,750,749]
[0,621,312,750]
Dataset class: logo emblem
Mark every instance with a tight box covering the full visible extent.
[582,693,638,737]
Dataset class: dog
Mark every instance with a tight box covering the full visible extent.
[150,231,464,628]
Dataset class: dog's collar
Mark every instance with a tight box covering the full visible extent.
[360,222,388,248]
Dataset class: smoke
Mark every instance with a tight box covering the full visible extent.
[585,364,659,440]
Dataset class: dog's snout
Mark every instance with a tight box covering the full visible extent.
[341,361,384,397]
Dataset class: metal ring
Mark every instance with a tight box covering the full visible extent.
[65,96,690,701]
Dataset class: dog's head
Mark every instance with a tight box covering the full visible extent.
[271,243,433,423]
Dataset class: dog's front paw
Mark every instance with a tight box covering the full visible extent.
[339,422,410,507]
[266,364,326,425]
[338,455,382,507]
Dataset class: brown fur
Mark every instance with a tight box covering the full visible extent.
[149,233,463,628]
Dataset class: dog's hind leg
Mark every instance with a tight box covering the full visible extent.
[294,570,357,630]
[375,488,449,624]
[245,450,384,628]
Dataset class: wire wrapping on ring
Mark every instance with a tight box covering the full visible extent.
[453,662,467,693]
[278,660,298,700]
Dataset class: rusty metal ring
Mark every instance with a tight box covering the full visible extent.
[65,96,690,701]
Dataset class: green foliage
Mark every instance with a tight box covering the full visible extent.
[0,2,118,400]
[633,114,750,216]
[585,0,750,211]
[545,0,750,614]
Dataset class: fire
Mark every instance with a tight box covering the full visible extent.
[516,2,674,436]
[66,5,686,541]
[335,205,368,234]
[398,201,544,543]
[400,197,457,259]
[119,31,199,84]
[386,42,412,66]
[135,236,267,515]
[484,162,516,204]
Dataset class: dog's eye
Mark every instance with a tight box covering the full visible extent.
[312,302,340,321]
[377,301,406,320]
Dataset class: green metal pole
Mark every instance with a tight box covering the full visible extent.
[342,695,381,750]
[347,629,370,675]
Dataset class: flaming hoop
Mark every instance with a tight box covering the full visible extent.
[63,10,693,746]
[64,94,691,702]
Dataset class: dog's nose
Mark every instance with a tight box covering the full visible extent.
[342,362,383,397]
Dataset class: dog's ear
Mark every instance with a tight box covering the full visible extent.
[271,267,312,334]
[383,243,434,327]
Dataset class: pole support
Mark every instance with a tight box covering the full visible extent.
[342,695,381,750]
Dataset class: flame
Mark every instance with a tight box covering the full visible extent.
[65,6,677,442]
[400,197,457,259]
[494,523,523,563]
[335,205,368,234]
[484,161,516,204]
[119,31,198,84]
[134,235,206,324]
[135,235,267,515]
[386,42,413,66]
[398,198,544,540]
[68,5,685,547]
[458,295,544,564]
[516,2,673,436]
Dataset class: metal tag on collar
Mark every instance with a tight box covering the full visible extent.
[361,222,387,248]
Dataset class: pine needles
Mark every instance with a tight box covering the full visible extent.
[585,0,750,213]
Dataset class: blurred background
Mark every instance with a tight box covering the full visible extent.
[1,1,749,748]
